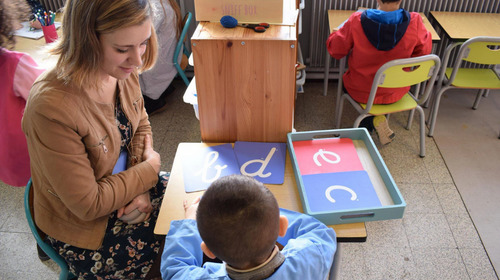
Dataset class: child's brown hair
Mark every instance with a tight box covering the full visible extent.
[0,1,30,49]
[197,175,280,269]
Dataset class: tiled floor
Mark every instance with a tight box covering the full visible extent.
[426,88,500,274]
[0,79,498,279]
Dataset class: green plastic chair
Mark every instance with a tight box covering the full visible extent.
[173,12,193,86]
[335,54,441,157]
[428,36,500,137]
[24,179,75,280]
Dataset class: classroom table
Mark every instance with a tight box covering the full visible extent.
[15,35,59,69]
[323,9,440,97]
[154,142,368,242]
[14,19,62,68]
[429,11,500,41]
[425,11,500,110]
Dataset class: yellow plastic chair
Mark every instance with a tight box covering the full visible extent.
[427,36,500,137]
[24,179,75,280]
[335,54,441,157]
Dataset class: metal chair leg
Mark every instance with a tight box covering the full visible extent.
[335,94,346,129]
[324,51,331,96]
[427,86,450,137]
[334,57,347,128]
[416,106,426,157]
[472,89,485,110]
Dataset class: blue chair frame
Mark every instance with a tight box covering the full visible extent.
[173,12,193,86]
[24,179,75,280]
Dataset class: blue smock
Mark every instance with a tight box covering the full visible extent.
[161,208,337,279]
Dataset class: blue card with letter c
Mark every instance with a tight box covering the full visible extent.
[302,170,381,212]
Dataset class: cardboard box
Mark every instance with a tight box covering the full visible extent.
[194,0,284,24]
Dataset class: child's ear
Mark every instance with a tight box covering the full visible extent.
[278,215,288,237]
[201,242,216,259]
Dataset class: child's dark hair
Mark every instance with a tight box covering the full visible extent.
[197,175,280,269]
[0,0,30,49]
[381,0,402,3]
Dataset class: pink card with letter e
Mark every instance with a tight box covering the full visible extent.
[292,138,364,175]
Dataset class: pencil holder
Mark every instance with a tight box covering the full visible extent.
[41,24,58,43]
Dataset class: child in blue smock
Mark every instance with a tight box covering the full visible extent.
[161,175,337,279]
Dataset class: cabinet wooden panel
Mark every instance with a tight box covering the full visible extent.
[192,21,297,142]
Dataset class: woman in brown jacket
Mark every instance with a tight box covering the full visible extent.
[22,0,167,278]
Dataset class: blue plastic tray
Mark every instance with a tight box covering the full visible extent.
[287,128,406,225]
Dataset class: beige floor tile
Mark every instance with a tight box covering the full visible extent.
[403,213,456,248]
[412,248,469,280]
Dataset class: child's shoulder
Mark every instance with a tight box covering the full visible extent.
[0,48,26,66]
[408,11,423,20]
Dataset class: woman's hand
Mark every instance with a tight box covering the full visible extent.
[117,191,152,220]
[142,134,160,174]
[183,196,201,220]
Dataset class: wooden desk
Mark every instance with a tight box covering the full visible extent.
[430,11,500,41]
[154,143,367,242]
[14,35,59,69]
[323,9,440,96]
[425,12,500,110]
[14,18,62,68]
[191,20,297,143]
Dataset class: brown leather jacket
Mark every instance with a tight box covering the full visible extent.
[22,70,158,250]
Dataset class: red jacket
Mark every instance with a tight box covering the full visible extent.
[327,10,432,104]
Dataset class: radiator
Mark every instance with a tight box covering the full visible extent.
[307,0,500,74]
[39,0,65,12]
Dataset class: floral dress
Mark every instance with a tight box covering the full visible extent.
[47,95,168,279]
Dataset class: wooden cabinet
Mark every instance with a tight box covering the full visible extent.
[191,20,297,142]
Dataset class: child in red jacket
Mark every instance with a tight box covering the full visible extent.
[327,0,432,144]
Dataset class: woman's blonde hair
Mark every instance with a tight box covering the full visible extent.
[52,0,158,89]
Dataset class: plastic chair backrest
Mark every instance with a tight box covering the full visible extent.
[173,12,193,86]
[378,59,438,88]
[445,36,500,86]
[365,54,441,111]
[24,179,73,280]
[460,36,500,65]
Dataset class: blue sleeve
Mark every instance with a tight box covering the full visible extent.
[160,220,227,280]
[277,209,337,273]
[277,209,337,244]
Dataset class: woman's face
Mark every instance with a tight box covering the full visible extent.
[99,19,152,80]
